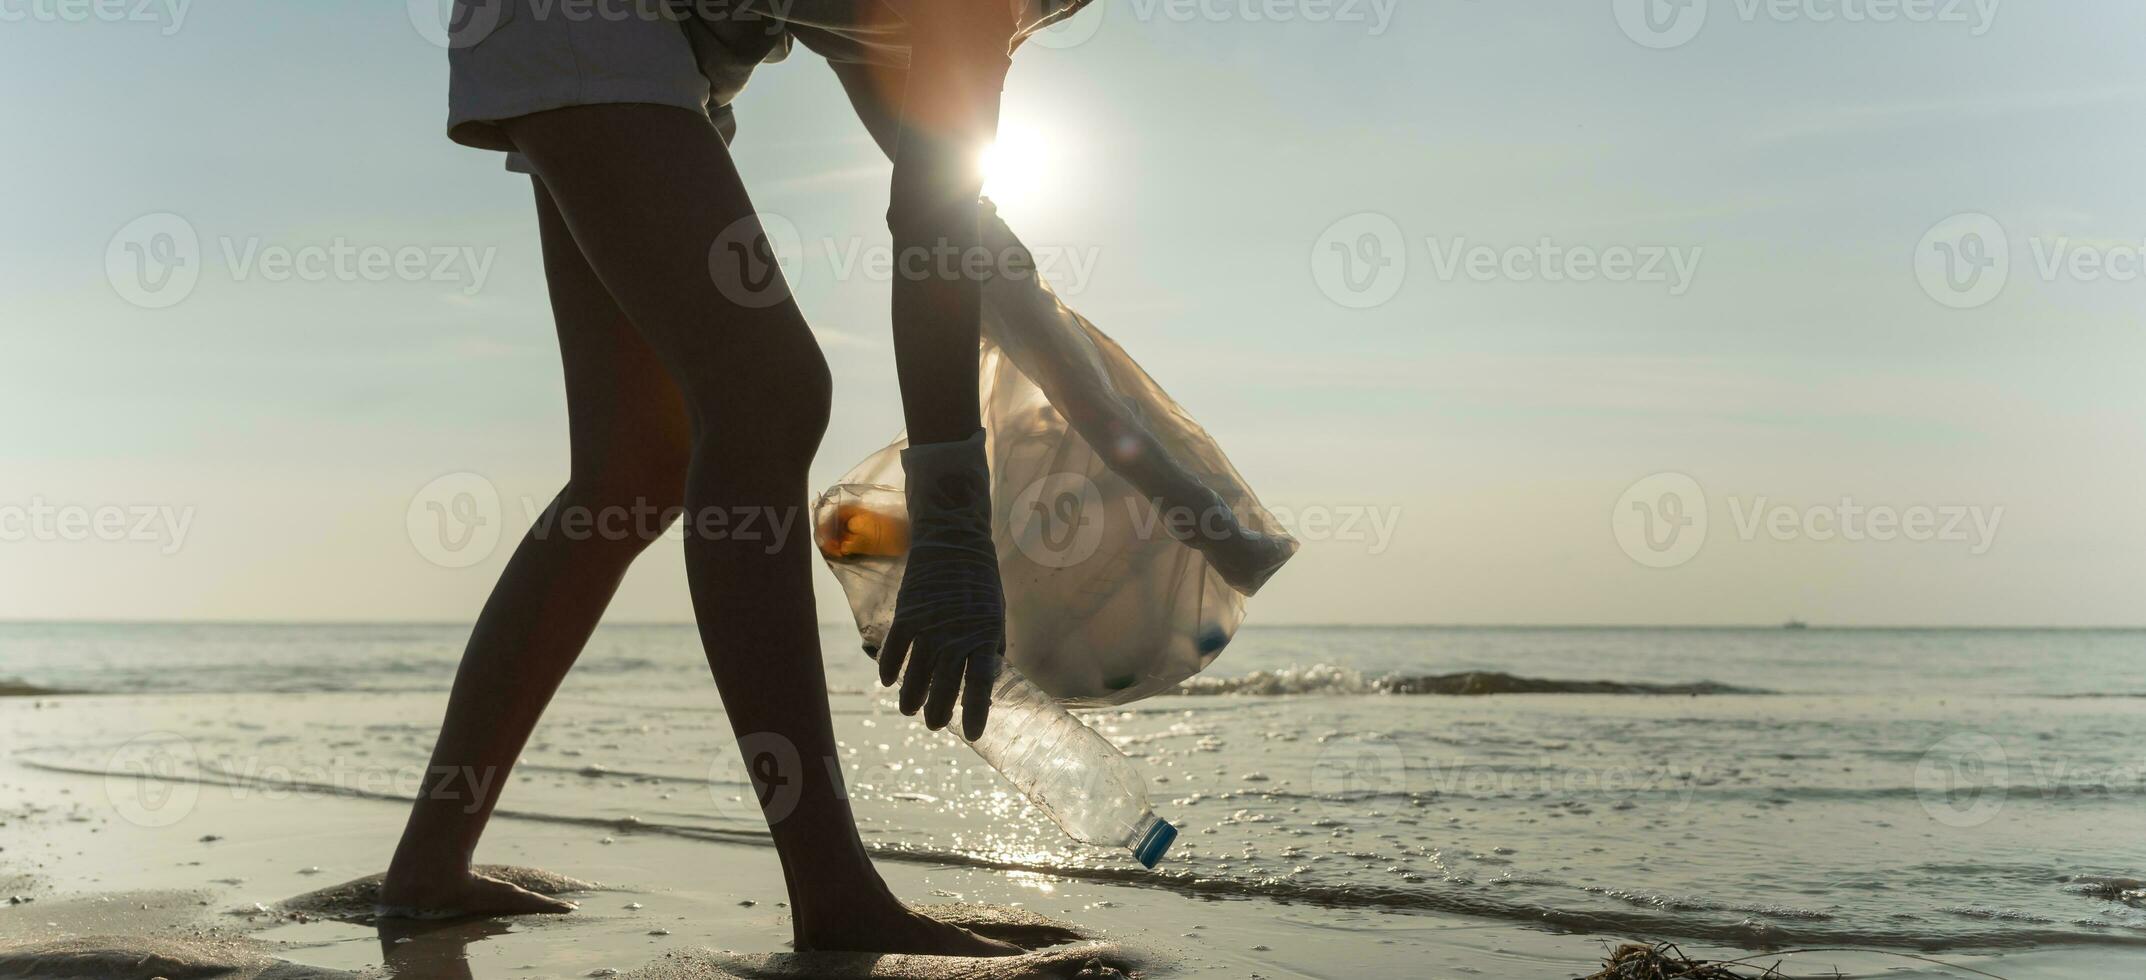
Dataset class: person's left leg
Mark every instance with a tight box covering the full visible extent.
[381,176,694,917]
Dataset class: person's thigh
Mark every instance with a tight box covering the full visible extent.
[502,104,829,460]
[530,178,691,498]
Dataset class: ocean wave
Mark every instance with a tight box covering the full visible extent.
[1171,665,1766,697]
[2067,876,2146,907]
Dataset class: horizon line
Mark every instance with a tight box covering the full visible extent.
[2,619,2143,632]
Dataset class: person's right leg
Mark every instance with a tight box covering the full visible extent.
[500,102,1014,956]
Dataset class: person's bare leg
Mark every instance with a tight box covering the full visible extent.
[380,179,692,916]
[501,103,1014,956]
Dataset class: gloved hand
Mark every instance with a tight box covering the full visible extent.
[877,429,1005,740]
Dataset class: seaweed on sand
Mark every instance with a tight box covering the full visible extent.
[1580,943,2018,980]
[1580,943,1787,979]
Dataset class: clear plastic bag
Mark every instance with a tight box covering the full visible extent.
[816,207,1297,706]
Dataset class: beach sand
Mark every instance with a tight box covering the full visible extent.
[4,687,2135,979]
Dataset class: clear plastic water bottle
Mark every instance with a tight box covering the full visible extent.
[962,667,1179,868]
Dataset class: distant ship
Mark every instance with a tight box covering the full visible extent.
[1782,619,1809,630]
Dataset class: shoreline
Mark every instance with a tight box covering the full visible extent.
[5,692,2136,979]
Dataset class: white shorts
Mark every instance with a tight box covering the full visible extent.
[446,0,789,171]
[445,0,1093,171]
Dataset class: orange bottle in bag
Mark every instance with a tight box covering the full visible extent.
[816,504,910,560]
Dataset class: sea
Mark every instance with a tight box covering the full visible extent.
[2,622,2143,957]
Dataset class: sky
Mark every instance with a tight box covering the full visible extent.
[3,1,2144,627]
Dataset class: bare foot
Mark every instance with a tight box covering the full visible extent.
[796,902,1022,957]
[375,870,578,920]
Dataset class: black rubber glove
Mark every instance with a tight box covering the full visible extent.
[877,430,1005,740]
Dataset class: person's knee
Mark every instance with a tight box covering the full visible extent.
[555,445,690,550]
[681,333,833,476]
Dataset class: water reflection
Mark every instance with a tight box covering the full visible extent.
[375,916,514,980]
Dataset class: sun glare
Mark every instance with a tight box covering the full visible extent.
[979,123,1055,215]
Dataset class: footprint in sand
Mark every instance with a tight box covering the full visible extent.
[631,905,1141,980]
[260,864,600,924]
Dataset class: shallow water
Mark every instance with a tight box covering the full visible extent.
[4,622,2144,956]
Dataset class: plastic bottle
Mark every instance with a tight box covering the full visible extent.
[961,667,1179,869]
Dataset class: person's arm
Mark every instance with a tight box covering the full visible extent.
[875,1,1019,741]
[886,0,1015,444]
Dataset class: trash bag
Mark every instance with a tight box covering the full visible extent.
[816,206,1297,707]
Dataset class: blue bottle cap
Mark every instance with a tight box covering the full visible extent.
[1133,819,1178,869]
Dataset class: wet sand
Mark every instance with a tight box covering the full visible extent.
[4,691,2134,979]
[0,703,1570,979]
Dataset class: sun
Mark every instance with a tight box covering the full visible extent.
[979,123,1055,215]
